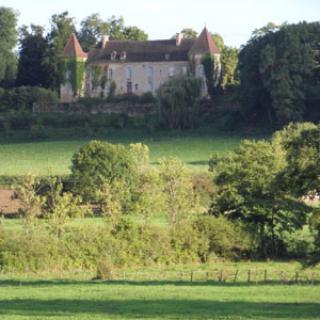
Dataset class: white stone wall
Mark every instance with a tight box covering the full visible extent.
[86,61,191,97]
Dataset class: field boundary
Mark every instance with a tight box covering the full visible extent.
[105,269,320,285]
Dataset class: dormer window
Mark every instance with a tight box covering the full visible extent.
[111,51,117,61]
[120,51,127,61]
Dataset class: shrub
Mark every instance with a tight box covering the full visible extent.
[70,140,138,203]
[157,75,201,129]
[0,86,58,112]
[194,215,251,259]
[95,259,114,280]
[159,158,201,232]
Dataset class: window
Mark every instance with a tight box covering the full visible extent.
[165,53,170,61]
[169,66,175,77]
[197,65,205,78]
[147,66,154,78]
[182,66,188,75]
[111,51,117,61]
[120,51,127,61]
[135,83,139,91]
[148,79,154,92]
[108,68,113,80]
[126,66,132,80]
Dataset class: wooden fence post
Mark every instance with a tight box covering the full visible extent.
[190,271,194,283]
[264,270,267,283]
[233,270,239,283]
[219,270,224,282]
[247,270,251,283]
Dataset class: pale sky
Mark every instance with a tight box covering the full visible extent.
[1,0,319,47]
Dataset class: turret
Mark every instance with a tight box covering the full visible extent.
[60,33,87,102]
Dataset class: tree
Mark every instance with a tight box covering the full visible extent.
[278,123,320,197]
[16,25,50,87]
[159,158,200,233]
[202,53,216,98]
[209,139,311,257]
[44,176,89,237]
[239,22,320,125]
[157,75,201,129]
[211,33,224,51]
[129,143,163,227]
[220,46,239,91]
[0,7,18,87]
[79,14,148,51]
[70,140,137,203]
[43,11,76,91]
[123,26,148,41]
[180,28,198,39]
[15,175,44,235]
[78,13,110,51]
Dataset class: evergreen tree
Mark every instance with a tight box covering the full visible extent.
[0,7,18,87]
[16,25,50,87]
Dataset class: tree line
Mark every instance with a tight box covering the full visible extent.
[0,122,319,273]
[0,6,319,128]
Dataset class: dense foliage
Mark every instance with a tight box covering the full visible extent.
[0,86,58,112]
[16,25,52,87]
[70,140,138,202]
[239,22,320,125]
[157,75,201,129]
[0,7,17,87]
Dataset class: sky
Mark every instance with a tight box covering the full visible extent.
[1,0,319,47]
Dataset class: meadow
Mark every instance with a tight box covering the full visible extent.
[0,276,319,320]
[0,127,258,176]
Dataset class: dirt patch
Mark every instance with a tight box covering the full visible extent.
[0,189,22,216]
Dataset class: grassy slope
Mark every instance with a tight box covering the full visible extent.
[0,278,319,319]
[0,128,258,176]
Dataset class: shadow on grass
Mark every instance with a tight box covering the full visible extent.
[186,160,209,166]
[0,279,319,287]
[0,298,319,318]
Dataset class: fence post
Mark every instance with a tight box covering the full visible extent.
[190,271,194,283]
[295,271,299,284]
[264,270,267,283]
[233,270,239,283]
[219,270,224,282]
[206,271,209,282]
[247,270,251,283]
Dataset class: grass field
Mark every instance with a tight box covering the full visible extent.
[0,128,261,176]
[0,276,319,320]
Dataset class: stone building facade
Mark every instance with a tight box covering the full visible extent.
[60,28,221,102]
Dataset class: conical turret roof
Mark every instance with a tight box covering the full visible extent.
[64,33,87,58]
[189,27,220,55]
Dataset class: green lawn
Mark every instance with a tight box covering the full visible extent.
[0,277,319,319]
[0,128,256,176]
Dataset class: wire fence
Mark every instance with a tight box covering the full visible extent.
[1,269,320,285]
[105,269,320,285]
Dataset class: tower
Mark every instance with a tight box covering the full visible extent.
[60,34,88,102]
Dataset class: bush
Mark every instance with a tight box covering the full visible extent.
[157,75,201,129]
[0,86,58,112]
[194,215,251,259]
[70,140,138,203]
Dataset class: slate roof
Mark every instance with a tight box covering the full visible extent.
[64,28,220,63]
[87,38,196,63]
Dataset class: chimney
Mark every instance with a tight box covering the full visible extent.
[101,35,109,48]
[176,33,183,46]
